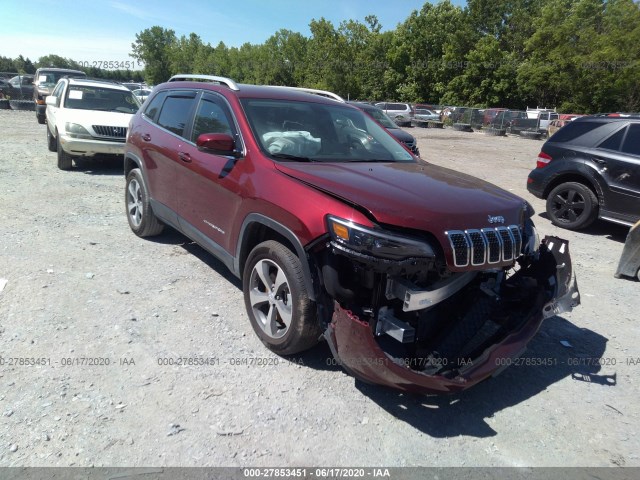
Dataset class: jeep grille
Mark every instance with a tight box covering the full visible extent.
[446,226,522,268]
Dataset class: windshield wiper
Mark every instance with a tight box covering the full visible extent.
[346,158,393,163]
[270,153,317,162]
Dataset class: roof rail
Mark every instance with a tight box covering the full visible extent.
[262,85,345,102]
[589,112,640,118]
[168,74,239,91]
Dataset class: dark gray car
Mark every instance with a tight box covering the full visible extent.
[349,102,419,155]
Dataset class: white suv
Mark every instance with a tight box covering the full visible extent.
[45,78,139,170]
[374,102,414,126]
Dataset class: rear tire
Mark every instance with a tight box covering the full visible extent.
[243,240,320,355]
[546,182,599,230]
[56,134,73,170]
[125,168,164,237]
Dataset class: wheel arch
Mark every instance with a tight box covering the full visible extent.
[543,172,602,204]
[235,214,318,301]
[124,152,144,177]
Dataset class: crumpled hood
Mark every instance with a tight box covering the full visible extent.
[275,161,525,232]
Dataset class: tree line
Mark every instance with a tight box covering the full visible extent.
[4,0,639,113]
[0,54,144,83]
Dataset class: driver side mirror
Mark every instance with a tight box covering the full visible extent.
[196,133,241,157]
[45,96,57,106]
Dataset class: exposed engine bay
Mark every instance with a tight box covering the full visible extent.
[315,219,580,393]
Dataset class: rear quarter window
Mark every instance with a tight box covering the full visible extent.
[548,121,603,143]
[597,127,626,151]
[621,124,640,156]
[144,91,168,123]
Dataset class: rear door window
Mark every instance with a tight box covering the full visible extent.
[156,91,197,138]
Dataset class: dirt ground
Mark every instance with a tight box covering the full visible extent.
[0,110,638,468]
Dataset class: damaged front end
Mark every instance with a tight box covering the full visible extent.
[319,216,580,394]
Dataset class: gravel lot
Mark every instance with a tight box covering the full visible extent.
[0,110,638,468]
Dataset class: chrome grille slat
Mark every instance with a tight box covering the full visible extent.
[481,228,501,263]
[446,225,522,268]
[92,125,127,139]
[497,226,514,261]
[467,230,486,266]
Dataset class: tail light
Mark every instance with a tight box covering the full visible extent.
[536,151,552,168]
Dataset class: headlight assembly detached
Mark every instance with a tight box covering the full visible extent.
[327,215,436,261]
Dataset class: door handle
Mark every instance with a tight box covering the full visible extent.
[593,157,607,166]
[178,152,192,163]
[142,133,151,142]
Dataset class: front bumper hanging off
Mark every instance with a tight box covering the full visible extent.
[324,236,580,394]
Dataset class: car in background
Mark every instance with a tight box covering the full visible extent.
[45,78,139,170]
[349,101,419,155]
[415,103,442,114]
[440,106,469,123]
[132,88,152,103]
[374,102,414,126]
[547,114,584,137]
[527,115,640,230]
[414,108,439,121]
[0,74,34,100]
[122,82,146,91]
[122,73,578,394]
[33,67,87,124]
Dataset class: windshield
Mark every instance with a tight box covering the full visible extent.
[241,99,414,163]
[64,86,139,113]
[37,72,85,87]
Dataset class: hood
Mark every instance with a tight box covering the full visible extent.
[386,128,414,144]
[275,161,525,233]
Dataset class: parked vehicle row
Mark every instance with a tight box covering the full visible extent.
[33,67,87,124]
[45,77,140,169]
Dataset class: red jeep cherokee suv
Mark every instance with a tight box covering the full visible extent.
[124,75,579,394]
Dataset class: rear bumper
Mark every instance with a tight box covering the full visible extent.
[526,170,546,198]
[324,236,580,394]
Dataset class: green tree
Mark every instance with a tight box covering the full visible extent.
[389,0,470,102]
[0,56,17,72]
[261,29,308,86]
[130,26,177,84]
[36,55,81,69]
[171,33,205,74]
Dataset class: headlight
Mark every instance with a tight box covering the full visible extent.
[327,215,435,260]
[65,122,92,139]
[523,217,540,256]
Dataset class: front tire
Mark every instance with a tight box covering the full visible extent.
[243,240,320,355]
[46,125,57,152]
[125,168,164,237]
[56,134,73,170]
[546,181,599,230]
